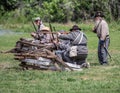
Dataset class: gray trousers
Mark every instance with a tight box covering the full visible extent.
[63,51,87,65]
[98,38,110,65]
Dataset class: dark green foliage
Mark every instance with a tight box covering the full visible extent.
[0,0,18,12]
[0,0,120,23]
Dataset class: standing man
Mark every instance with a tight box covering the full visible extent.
[31,17,45,39]
[93,11,110,65]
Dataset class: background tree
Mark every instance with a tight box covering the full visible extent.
[0,0,120,23]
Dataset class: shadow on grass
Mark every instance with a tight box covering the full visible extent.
[90,62,100,66]
[5,66,24,71]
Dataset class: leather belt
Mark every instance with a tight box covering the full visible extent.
[106,35,109,38]
[73,44,87,46]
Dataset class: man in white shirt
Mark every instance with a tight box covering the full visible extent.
[93,11,110,65]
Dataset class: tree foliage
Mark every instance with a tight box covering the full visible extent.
[0,0,120,23]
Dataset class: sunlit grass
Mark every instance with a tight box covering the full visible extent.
[0,22,120,93]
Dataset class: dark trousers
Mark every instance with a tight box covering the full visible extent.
[73,54,87,65]
[63,51,73,63]
[98,38,110,65]
[55,50,64,60]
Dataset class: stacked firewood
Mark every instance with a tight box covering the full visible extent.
[3,38,73,71]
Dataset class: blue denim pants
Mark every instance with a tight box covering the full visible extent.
[98,38,110,65]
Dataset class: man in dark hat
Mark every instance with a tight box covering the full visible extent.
[93,11,110,65]
[57,25,89,68]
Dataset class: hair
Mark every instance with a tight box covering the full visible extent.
[94,11,104,18]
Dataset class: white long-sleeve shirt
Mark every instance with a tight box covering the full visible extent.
[95,19,109,40]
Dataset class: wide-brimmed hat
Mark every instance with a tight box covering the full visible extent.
[59,30,65,33]
[70,25,81,31]
[41,27,50,31]
[94,11,104,18]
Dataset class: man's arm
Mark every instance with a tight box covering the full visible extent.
[58,33,73,40]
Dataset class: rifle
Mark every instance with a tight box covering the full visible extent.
[49,22,55,40]
[32,20,42,40]
[53,26,56,32]
[104,47,112,61]
[49,22,58,49]
[32,20,37,32]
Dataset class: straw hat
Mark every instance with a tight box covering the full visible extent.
[41,27,50,31]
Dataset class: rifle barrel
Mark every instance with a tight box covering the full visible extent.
[104,47,112,59]
[49,22,55,40]
[32,20,37,32]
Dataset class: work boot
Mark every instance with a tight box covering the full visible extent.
[101,63,108,66]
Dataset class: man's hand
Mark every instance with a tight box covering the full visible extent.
[57,32,61,36]
[92,27,97,33]
[31,32,37,37]
[100,40,104,46]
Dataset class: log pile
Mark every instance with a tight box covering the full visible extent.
[4,38,73,71]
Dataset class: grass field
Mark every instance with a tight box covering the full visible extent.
[0,22,120,93]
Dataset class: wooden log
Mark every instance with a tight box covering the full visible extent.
[38,31,69,34]
[14,52,56,60]
[44,49,73,71]
[18,40,46,47]
[19,61,62,71]
[14,57,24,60]
[20,38,33,42]
[18,40,54,51]
[54,62,62,71]
[0,47,20,53]
[19,63,49,70]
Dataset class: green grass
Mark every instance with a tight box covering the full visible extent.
[0,22,120,93]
